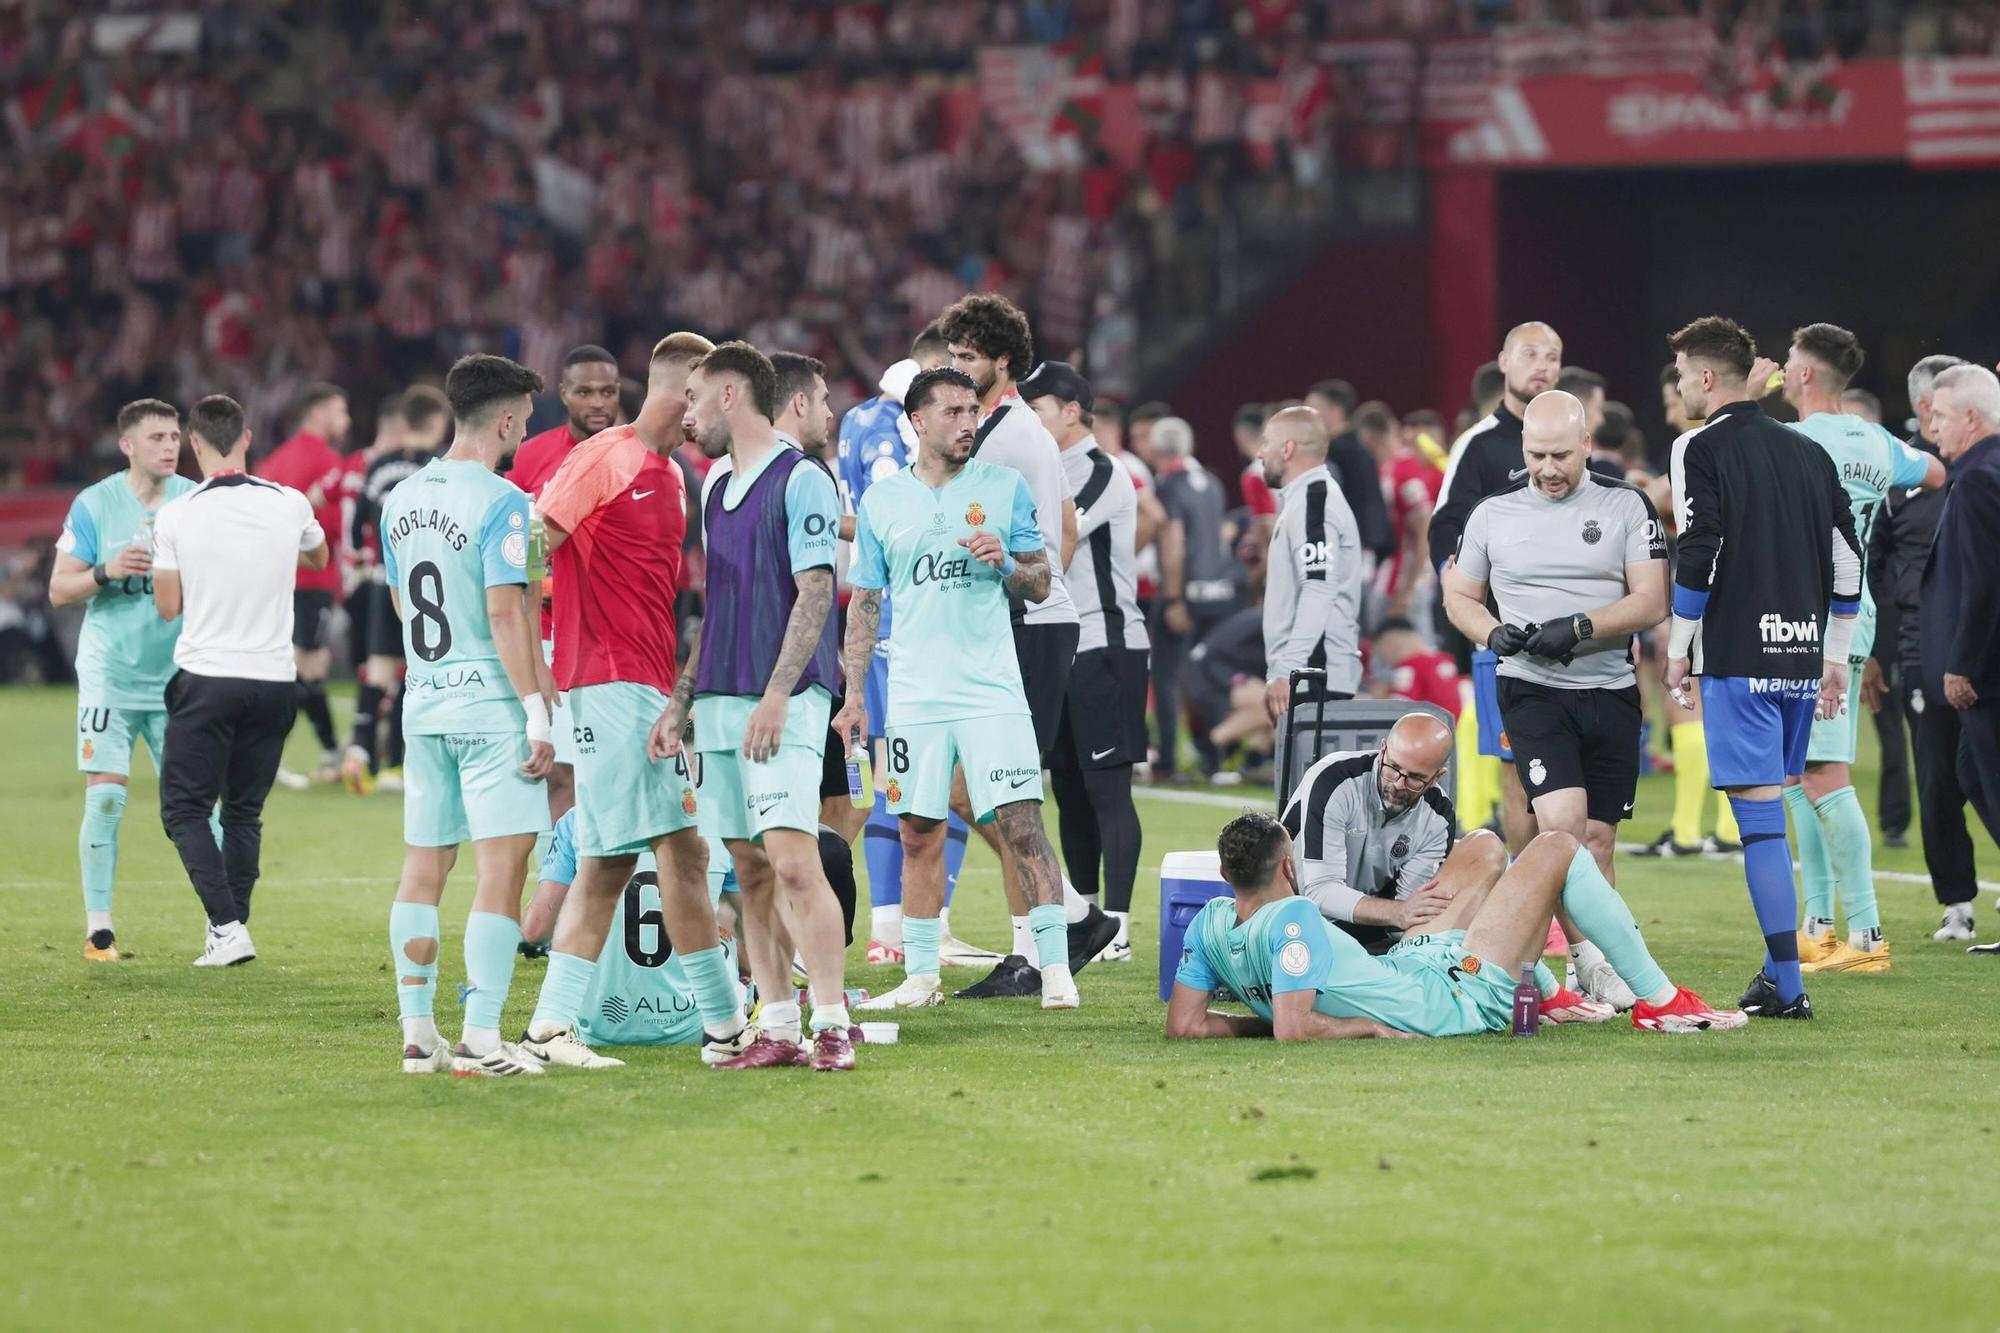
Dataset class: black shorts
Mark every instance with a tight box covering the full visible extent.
[293,589,335,651]
[1057,646,1150,769]
[353,583,404,661]
[821,705,850,803]
[1012,621,1080,762]
[1496,676,1642,825]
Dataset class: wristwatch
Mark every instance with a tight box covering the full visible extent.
[1573,613,1594,642]
[92,563,110,586]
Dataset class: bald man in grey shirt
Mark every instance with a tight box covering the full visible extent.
[1444,391,1668,875]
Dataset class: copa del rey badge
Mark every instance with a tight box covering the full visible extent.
[965,502,986,527]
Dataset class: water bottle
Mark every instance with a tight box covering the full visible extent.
[526,502,548,582]
[845,728,872,809]
[1511,962,1540,1037]
[129,520,155,557]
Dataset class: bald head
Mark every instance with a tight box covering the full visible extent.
[1257,405,1329,489]
[1379,713,1452,813]
[1498,322,1562,412]
[1521,389,1589,499]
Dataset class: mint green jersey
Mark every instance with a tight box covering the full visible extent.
[848,458,1043,724]
[1174,894,1436,1030]
[57,473,197,707]
[380,459,532,736]
[1789,412,1931,635]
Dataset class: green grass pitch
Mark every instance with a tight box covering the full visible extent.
[4,684,1997,1330]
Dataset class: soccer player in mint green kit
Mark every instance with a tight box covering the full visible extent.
[380,355,557,1077]
[49,398,199,961]
[1774,325,1946,975]
[836,367,1080,1011]
[1169,815,1744,1041]
[651,342,854,1070]
[531,809,736,1048]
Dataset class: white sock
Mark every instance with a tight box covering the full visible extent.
[1041,961,1076,992]
[1109,910,1130,946]
[1061,876,1089,925]
[871,904,903,947]
[939,906,953,939]
[810,1002,851,1033]
[87,910,113,934]
[1011,914,1033,957]
[1806,916,1834,938]
[402,1016,440,1049]
[1851,926,1882,951]
[761,1000,802,1043]
[460,1025,499,1057]
[1569,938,1606,972]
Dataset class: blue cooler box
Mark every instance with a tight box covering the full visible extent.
[1158,850,1230,1000]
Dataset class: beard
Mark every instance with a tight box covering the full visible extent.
[696,419,731,458]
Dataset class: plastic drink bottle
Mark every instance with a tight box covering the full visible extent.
[1511,963,1540,1036]
[845,728,872,809]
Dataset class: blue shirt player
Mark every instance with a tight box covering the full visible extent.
[49,398,198,961]
[838,366,1080,1012]
[379,354,557,1078]
[838,344,978,965]
[1777,324,1946,972]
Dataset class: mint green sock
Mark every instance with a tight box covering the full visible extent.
[208,804,223,850]
[389,901,440,1020]
[903,915,941,977]
[1814,786,1877,932]
[531,950,596,1032]
[80,785,126,918]
[1027,903,1067,973]
[462,911,521,1032]
[678,944,746,1037]
[1784,785,1835,926]
[1559,845,1669,1001]
[1533,960,1560,999]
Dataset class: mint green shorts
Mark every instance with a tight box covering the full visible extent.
[569,681,697,857]
[1382,929,1516,1037]
[1805,655,1866,765]
[694,689,832,844]
[403,732,551,847]
[77,702,165,776]
[884,713,1042,824]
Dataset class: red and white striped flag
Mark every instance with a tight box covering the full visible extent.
[1904,56,2000,167]
[1585,18,1715,80]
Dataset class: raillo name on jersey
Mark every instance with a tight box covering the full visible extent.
[386,506,469,551]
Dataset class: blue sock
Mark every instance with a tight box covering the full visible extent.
[903,915,941,978]
[944,813,970,905]
[1028,903,1067,973]
[1559,845,1670,1003]
[530,950,596,1033]
[1730,795,1802,1003]
[80,784,126,921]
[461,911,521,1034]
[864,792,903,908]
[678,944,746,1037]
[389,901,440,1021]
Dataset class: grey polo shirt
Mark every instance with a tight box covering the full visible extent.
[1263,463,1364,694]
[1279,749,1455,925]
[1455,473,1665,690]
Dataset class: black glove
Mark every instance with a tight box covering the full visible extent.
[1487,622,1534,656]
[1523,616,1584,663]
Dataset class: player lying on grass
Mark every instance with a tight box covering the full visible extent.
[1166,814,1746,1041]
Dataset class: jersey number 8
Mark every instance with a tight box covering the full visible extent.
[408,560,452,662]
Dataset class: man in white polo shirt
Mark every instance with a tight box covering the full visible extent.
[153,395,329,966]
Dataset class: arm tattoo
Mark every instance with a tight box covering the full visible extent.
[843,588,881,697]
[1004,548,1051,601]
[672,623,700,713]
[767,568,834,697]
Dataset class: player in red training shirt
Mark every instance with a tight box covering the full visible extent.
[514,332,758,1073]
[1376,617,1462,721]
[504,344,620,823]
[255,382,352,780]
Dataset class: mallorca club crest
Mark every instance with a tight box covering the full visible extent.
[1391,834,1410,859]
[680,787,697,816]
[886,778,902,804]
[81,739,94,761]
[965,501,986,527]
[1581,519,1603,545]
[1458,955,1482,976]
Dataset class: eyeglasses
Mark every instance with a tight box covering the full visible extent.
[1380,756,1440,790]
